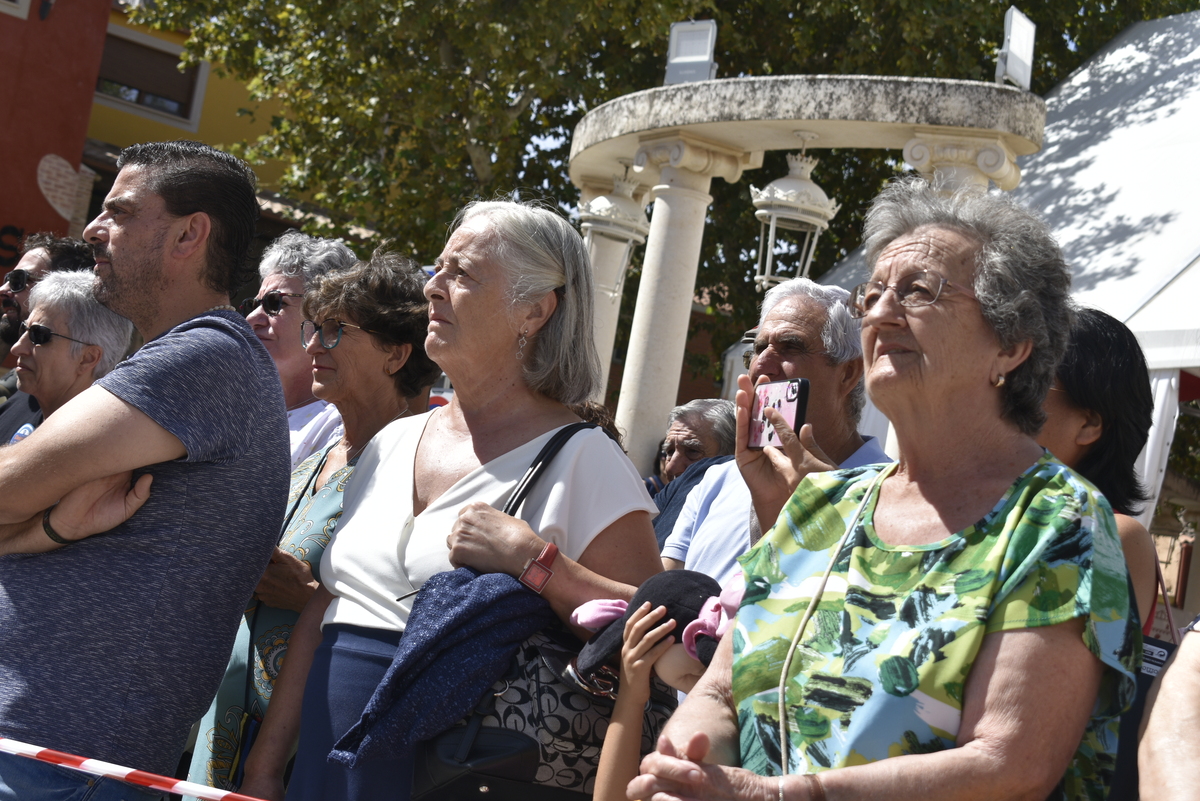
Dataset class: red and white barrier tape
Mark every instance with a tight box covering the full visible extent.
[0,737,266,801]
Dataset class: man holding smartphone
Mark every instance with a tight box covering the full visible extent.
[660,278,890,586]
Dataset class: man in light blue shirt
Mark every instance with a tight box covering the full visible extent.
[661,278,891,587]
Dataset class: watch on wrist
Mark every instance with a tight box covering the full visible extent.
[518,542,559,594]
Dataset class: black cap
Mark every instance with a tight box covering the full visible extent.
[575,570,722,680]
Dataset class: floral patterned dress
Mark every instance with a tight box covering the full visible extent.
[732,453,1140,801]
[185,444,358,795]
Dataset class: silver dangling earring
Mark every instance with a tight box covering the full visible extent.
[516,330,528,361]
[993,374,1006,388]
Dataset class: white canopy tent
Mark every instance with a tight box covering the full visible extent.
[820,10,1200,525]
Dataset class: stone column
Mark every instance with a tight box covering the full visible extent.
[615,136,745,474]
[580,178,649,396]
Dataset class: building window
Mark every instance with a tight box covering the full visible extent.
[0,0,33,20]
[93,23,208,132]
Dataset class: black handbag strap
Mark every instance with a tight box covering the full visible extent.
[501,422,597,517]
[447,422,596,765]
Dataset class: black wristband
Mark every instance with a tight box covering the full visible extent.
[42,507,69,545]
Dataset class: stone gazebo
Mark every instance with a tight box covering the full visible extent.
[569,75,1046,472]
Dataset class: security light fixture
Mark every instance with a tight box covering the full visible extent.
[664,20,718,86]
[995,6,1036,91]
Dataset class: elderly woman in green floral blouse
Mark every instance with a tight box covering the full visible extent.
[631,179,1140,801]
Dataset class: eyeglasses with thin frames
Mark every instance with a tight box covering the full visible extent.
[239,290,304,317]
[2,269,36,294]
[18,321,95,347]
[848,270,977,319]
[300,319,377,350]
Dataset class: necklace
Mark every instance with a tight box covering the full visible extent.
[342,403,411,461]
[204,304,236,314]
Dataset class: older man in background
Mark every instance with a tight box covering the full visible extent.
[660,278,890,586]
[653,398,736,547]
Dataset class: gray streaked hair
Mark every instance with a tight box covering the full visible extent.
[862,177,1072,436]
[452,200,601,405]
[259,230,357,287]
[758,277,865,425]
[669,398,736,456]
[29,271,133,378]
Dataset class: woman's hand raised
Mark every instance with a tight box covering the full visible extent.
[735,374,836,531]
[448,502,544,576]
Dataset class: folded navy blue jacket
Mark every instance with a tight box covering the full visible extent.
[329,567,556,768]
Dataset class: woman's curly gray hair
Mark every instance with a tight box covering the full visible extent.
[450,200,601,405]
[862,178,1073,436]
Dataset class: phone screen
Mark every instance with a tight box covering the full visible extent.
[748,378,809,449]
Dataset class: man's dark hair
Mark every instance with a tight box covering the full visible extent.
[116,141,260,296]
[1058,307,1153,516]
[21,232,94,273]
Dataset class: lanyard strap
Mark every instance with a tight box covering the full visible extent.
[776,464,894,777]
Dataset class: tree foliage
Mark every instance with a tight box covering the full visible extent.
[133,0,1200,385]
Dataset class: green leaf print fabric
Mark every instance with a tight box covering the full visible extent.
[732,453,1140,801]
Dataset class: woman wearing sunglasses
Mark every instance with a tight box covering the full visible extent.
[243,231,358,469]
[187,251,439,797]
[0,271,133,445]
[633,180,1140,801]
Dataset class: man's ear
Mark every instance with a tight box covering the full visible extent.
[172,212,212,262]
[521,289,559,337]
[837,356,865,401]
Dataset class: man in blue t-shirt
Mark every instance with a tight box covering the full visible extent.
[0,142,290,800]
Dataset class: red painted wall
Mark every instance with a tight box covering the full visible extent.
[0,0,109,267]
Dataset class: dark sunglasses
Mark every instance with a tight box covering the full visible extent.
[2,269,36,293]
[239,290,304,317]
[18,321,95,347]
[301,319,376,350]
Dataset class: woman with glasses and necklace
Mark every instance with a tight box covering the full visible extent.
[632,179,1140,801]
[243,231,358,470]
[0,271,133,444]
[186,252,439,798]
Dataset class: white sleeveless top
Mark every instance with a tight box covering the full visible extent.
[321,411,656,632]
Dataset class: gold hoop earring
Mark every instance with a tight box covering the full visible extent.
[516,330,528,361]
[993,374,1006,388]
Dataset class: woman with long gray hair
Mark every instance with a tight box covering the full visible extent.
[242,200,662,800]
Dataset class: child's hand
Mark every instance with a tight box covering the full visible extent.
[621,603,677,700]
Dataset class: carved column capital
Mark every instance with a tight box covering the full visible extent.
[903,131,1021,191]
[633,132,756,184]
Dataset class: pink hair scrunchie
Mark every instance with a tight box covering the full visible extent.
[681,580,743,661]
[570,598,627,632]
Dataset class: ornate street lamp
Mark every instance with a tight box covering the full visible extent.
[749,135,840,290]
[579,176,650,302]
